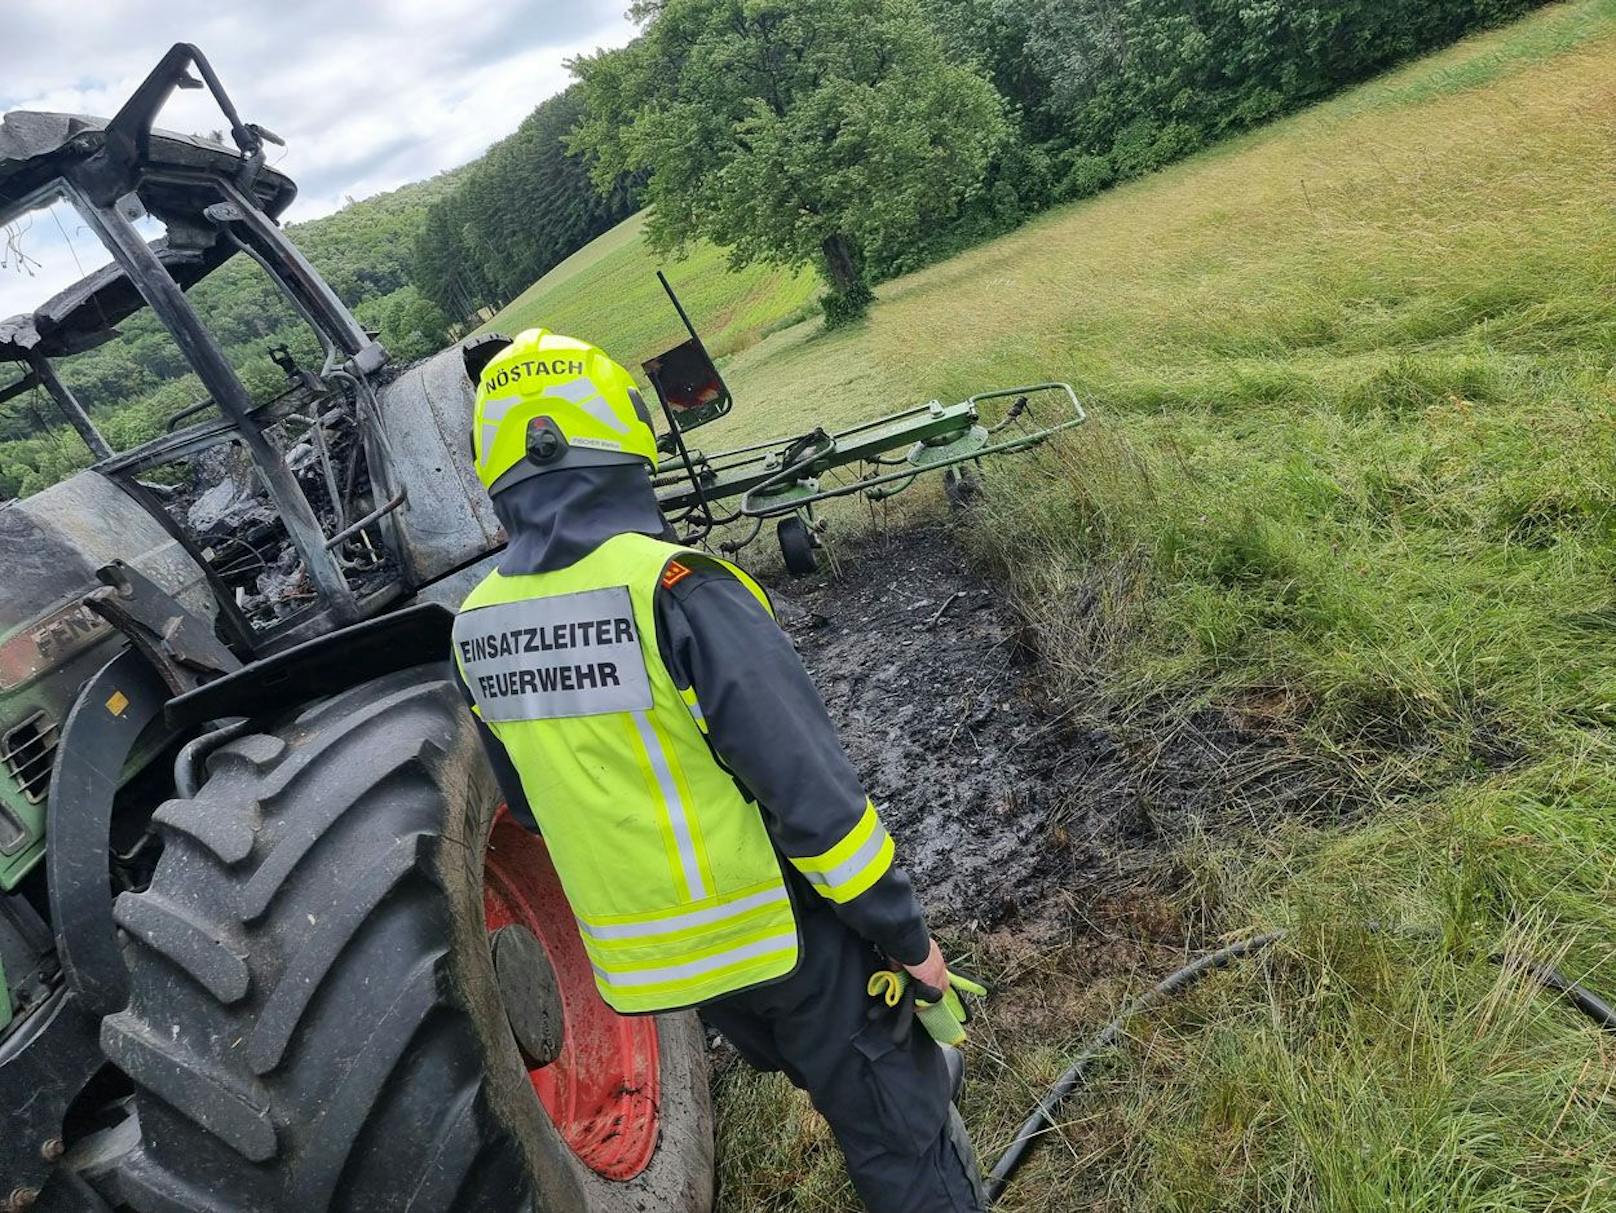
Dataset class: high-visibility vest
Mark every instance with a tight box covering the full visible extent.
[453,531,803,1013]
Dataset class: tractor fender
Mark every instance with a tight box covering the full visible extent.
[164,602,455,733]
[46,648,174,1018]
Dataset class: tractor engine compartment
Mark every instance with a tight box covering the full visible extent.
[109,372,402,632]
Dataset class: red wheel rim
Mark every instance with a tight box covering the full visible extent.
[483,807,661,1181]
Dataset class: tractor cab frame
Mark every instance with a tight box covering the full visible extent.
[1,43,424,657]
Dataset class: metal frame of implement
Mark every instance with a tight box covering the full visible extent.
[642,275,1088,571]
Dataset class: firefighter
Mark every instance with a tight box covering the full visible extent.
[451,329,988,1212]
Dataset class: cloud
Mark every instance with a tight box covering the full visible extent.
[0,0,638,318]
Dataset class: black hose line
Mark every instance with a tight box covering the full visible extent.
[984,930,1616,1204]
[1499,955,1616,1032]
[983,931,1284,1203]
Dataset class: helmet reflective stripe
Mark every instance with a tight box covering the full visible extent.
[546,376,631,436]
[477,395,524,473]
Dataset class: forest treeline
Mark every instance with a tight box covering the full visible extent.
[420,0,1548,320]
[577,0,1551,312]
[409,86,642,320]
[1,0,1544,496]
[942,0,1548,212]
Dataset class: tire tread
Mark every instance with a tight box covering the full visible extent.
[110,664,710,1212]
[111,890,251,1005]
[99,1016,278,1163]
[110,669,508,1211]
[245,832,430,1075]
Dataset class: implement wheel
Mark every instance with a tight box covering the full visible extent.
[107,665,714,1211]
[943,465,983,510]
[777,515,819,577]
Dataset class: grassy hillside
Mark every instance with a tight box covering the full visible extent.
[479,212,820,369]
[496,2,1616,1208]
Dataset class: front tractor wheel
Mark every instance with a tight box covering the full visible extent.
[107,666,714,1212]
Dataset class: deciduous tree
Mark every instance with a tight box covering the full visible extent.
[569,0,1008,323]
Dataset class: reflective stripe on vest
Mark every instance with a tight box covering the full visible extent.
[628,709,708,901]
[592,934,800,996]
[678,683,707,732]
[456,532,798,1013]
[578,882,798,1005]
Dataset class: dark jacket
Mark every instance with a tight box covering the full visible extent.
[456,464,932,966]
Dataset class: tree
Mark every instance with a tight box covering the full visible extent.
[408,87,641,321]
[926,0,1053,140]
[569,0,1008,323]
[1016,0,1545,184]
[356,285,452,363]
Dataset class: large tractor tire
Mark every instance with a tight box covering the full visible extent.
[103,665,714,1212]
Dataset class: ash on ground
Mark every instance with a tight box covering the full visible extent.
[772,525,1122,938]
[771,522,1320,946]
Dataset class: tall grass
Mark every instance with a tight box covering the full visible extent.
[952,3,1616,1206]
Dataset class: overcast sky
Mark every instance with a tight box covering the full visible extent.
[0,0,638,319]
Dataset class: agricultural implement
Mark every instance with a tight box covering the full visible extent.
[640,274,1088,574]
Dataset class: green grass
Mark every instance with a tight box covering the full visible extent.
[479,211,821,371]
[499,3,1616,1208]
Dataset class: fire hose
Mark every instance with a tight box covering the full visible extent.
[983,930,1616,1204]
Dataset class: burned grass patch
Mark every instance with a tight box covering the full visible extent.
[773,521,1329,942]
[717,521,1344,1212]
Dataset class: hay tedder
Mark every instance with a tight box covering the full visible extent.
[639,274,1087,574]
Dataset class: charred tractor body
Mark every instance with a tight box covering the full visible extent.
[0,47,711,1211]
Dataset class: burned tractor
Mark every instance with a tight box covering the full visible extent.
[0,46,712,1212]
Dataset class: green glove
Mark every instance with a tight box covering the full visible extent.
[867,969,989,1046]
[916,972,989,1046]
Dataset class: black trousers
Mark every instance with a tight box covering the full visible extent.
[701,898,988,1213]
